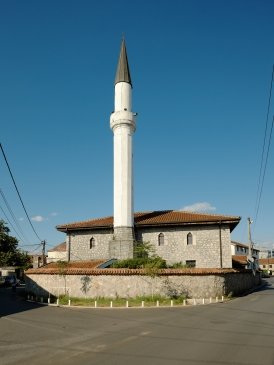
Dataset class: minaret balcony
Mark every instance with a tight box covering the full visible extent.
[110,110,136,132]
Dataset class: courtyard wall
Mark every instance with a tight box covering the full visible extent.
[25,269,261,299]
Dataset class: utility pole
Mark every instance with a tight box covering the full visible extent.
[247,217,253,260]
[41,240,46,266]
[247,217,256,274]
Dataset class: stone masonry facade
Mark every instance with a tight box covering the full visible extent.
[67,229,113,261]
[65,224,232,268]
[137,224,232,268]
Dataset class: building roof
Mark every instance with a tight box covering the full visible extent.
[231,241,260,253]
[47,242,66,253]
[56,210,241,232]
[26,261,247,276]
[231,241,249,249]
[259,258,274,265]
[232,255,248,266]
[114,38,132,86]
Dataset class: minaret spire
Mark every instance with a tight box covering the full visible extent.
[109,39,137,259]
[115,38,132,86]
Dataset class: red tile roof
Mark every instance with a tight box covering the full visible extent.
[232,255,248,265]
[47,242,66,252]
[259,258,274,265]
[27,260,106,274]
[26,264,247,276]
[56,210,240,232]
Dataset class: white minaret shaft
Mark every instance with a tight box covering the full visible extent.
[110,39,136,232]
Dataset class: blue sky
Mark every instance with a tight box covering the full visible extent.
[0,0,274,253]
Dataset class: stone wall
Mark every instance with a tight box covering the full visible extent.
[25,271,260,299]
[136,225,232,268]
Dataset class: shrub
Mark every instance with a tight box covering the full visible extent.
[111,256,167,269]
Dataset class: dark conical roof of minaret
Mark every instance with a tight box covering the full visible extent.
[114,38,132,86]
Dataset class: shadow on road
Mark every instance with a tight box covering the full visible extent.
[0,287,43,317]
[254,277,274,292]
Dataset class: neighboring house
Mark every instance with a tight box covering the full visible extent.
[231,241,260,270]
[47,242,67,263]
[259,258,274,275]
[57,210,240,269]
[30,254,46,269]
[231,241,259,259]
[259,247,274,259]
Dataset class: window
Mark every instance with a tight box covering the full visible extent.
[270,265,272,268]
[90,237,95,249]
[186,260,196,268]
[263,265,266,268]
[158,233,164,246]
[187,232,193,245]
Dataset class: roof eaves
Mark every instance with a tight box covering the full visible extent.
[57,224,113,232]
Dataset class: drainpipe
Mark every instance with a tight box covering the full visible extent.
[67,228,71,262]
[219,221,223,268]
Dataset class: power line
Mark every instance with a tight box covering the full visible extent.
[254,65,274,224]
[0,203,25,243]
[29,245,43,254]
[0,143,43,242]
[0,188,31,243]
[254,115,274,223]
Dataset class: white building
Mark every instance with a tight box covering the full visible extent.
[231,241,259,270]
[259,258,274,275]
[47,242,66,263]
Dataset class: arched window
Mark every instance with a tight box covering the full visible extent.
[187,232,193,245]
[90,237,95,249]
[158,233,164,246]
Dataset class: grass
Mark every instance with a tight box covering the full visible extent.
[55,294,187,307]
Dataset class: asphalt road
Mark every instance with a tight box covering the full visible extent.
[1,279,274,365]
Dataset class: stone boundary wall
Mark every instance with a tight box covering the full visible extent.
[25,270,261,299]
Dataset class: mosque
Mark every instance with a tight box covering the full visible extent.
[56,40,240,269]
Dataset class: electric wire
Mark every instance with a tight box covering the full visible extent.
[254,65,274,224]
[0,188,31,243]
[255,65,274,212]
[30,245,43,254]
[0,143,42,242]
[0,203,25,243]
[254,115,274,223]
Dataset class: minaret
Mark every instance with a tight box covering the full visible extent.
[109,39,137,259]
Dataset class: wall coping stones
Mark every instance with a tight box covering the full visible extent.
[26,267,253,276]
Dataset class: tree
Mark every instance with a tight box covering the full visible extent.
[57,260,69,295]
[0,219,31,268]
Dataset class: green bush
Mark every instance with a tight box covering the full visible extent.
[111,256,167,269]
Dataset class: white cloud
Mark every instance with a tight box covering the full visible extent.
[31,215,46,222]
[50,212,58,217]
[181,202,216,213]
[19,217,24,221]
